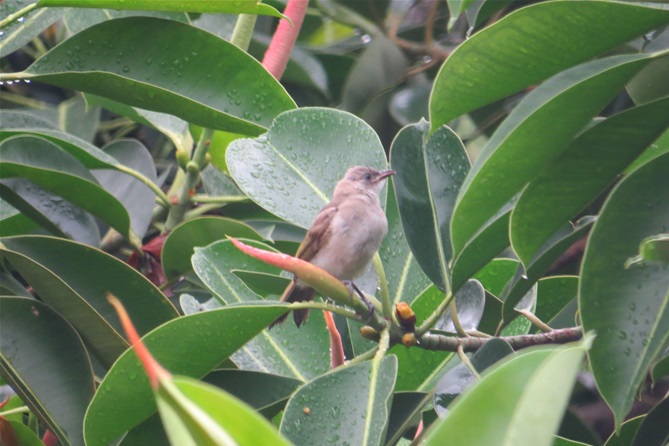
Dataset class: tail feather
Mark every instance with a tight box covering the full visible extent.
[269,281,316,329]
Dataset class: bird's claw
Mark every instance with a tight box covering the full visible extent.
[344,281,375,322]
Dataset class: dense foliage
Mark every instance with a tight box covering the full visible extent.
[1,1,668,445]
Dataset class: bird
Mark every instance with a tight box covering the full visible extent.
[270,166,395,328]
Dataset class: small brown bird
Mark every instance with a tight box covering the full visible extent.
[270,166,395,328]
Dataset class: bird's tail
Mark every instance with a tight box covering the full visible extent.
[269,281,316,328]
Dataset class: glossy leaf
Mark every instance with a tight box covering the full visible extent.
[380,178,431,305]
[511,97,669,265]
[580,152,669,427]
[434,338,514,416]
[450,52,662,258]
[0,135,132,239]
[430,0,669,129]
[423,339,590,446]
[385,391,430,446]
[162,216,262,280]
[392,285,455,391]
[62,6,189,36]
[37,0,284,17]
[0,179,100,245]
[22,17,296,134]
[93,139,157,238]
[603,416,643,446]
[84,303,290,446]
[56,94,101,143]
[0,296,95,446]
[436,279,485,333]
[0,127,120,169]
[3,420,46,446]
[502,218,593,325]
[226,107,388,229]
[156,376,291,446]
[391,122,470,290]
[630,394,669,446]
[280,356,397,446]
[451,203,512,292]
[535,276,578,330]
[192,239,331,379]
[0,1,64,58]
[0,236,177,368]
[203,369,302,414]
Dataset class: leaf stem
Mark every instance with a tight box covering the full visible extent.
[230,14,257,51]
[517,309,553,333]
[0,3,38,30]
[115,164,171,207]
[448,299,469,337]
[164,128,214,231]
[373,253,393,320]
[415,291,454,337]
[344,346,379,367]
[0,406,31,416]
[190,194,249,204]
[457,344,481,379]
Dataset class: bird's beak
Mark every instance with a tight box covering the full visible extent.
[376,169,395,182]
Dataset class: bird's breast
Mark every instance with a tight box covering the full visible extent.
[310,199,387,280]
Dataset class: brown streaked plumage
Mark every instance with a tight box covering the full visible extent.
[270,166,395,328]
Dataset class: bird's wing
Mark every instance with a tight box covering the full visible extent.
[295,203,338,262]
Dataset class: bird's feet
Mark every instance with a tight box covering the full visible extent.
[344,281,375,321]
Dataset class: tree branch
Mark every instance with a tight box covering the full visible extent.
[405,327,583,353]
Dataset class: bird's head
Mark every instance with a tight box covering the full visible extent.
[338,166,395,196]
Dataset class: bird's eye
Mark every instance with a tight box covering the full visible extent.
[364,173,372,181]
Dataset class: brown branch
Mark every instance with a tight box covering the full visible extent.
[405,327,583,353]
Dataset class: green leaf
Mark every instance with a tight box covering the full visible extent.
[203,369,302,415]
[511,97,669,266]
[451,203,512,292]
[227,108,389,229]
[379,179,431,305]
[437,279,485,333]
[434,338,514,415]
[0,236,177,368]
[0,196,41,239]
[630,394,669,446]
[450,52,663,258]
[502,218,594,326]
[84,303,290,446]
[0,179,101,245]
[580,152,669,428]
[385,391,430,446]
[392,285,455,391]
[535,276,578,330]
[341,35,409,114]
[627,57,669,105]
[38,0,285,17]
[4,420,46,446]
[93,139,157,238]
[390,121,470,291]
[603,416,643,446]
[0,127,120,169]
[0,1,64,58]
[156,376,291,446]
[62,5,189,35]
[0,135,132,239]
[553,437,592,446]
[626,233,669,268]
[162,216,262,281]
[0,296,95,446]
[56,94,101,143]
[423,339,591,446]
[22,17,296,134]
[430,0,669,129]
[192,239,330,379]
[280,356,397,446]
